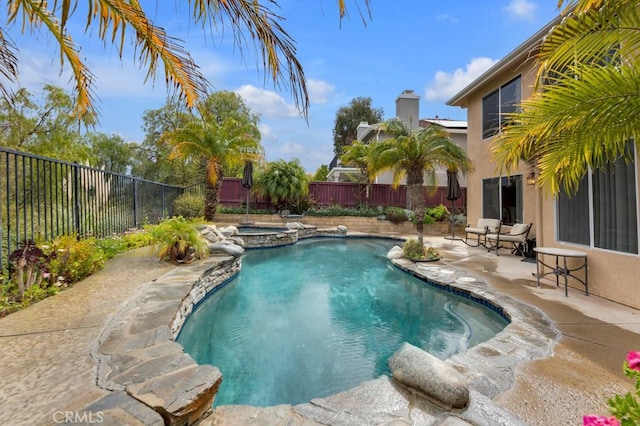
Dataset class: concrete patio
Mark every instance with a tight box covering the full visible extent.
[0,230,638,425]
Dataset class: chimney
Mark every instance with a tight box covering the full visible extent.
[395,90,420,131]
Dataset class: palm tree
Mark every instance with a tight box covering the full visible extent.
[0,1,371,119]
[369,118,472,245]
[255,159,309,212]
[340,140,373,204]
[492,0,640,195]
[163,92,263,221]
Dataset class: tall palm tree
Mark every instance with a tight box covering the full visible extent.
[163,92,263,221]
[492,0,640,195]
[0,1,371,120]
[369,118,472,245]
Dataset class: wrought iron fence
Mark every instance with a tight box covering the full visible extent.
[0,147,183,270]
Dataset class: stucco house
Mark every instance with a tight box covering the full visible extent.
[328,90,468,189]
[447,13,639,309]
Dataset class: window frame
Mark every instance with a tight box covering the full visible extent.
[555,145,639,255]
[482,75,522,139]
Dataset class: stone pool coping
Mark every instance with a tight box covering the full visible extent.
[86,235,560,425]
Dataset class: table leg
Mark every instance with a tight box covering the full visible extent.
[555,255,560,288]
[585,257,589,296]
[536,252,540,287]
[563,256,569,297]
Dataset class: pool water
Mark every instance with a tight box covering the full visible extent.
[177,238,508,407]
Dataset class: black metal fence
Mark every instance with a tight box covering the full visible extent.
[0,147,183,270]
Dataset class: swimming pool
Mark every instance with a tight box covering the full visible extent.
[177,238,509,407]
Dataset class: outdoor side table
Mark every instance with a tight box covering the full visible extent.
[534,247,588,297]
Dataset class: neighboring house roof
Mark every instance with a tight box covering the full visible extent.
[446,11,567,108]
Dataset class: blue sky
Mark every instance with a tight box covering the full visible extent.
[8,0,562,173]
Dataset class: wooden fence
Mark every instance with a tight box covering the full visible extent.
[218,178,466,211]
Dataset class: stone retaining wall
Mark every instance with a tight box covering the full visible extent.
[216,214,464,235]
[238,229,299,249]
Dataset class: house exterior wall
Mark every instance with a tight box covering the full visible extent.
[454,39,640,309]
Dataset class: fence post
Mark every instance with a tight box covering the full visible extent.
[73,162,81,236]
[133,179,138,228]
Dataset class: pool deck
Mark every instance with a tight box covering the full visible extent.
[0,230,639,425]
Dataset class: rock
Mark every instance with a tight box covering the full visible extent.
[387,246,404,259]
[286,222,304,229]
[388,342,469,410]
[219,226,238,237]
[228,236,245,247]
[337,225,348,235]
[127,364,223,425]
[208,240,245,257]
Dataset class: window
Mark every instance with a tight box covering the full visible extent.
[482,76,521,139]
[557,144,638,254]
[482,175,523,226]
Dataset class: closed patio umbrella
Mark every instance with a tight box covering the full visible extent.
[445,170,462,240]
[242,161,253,224]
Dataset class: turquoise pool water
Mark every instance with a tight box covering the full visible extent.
[177,238,508,407]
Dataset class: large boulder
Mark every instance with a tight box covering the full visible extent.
[219,226,239,237]
[208,240,244,257]
[388,342,469,409]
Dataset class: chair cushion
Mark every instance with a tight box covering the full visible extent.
[509,223,530,236]
[465,227,487,234]
[477,219,500,233]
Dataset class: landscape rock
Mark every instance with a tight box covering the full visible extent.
[208,240,244,257]
[219,226,238,237]
[389,342,469,409]
[337,225,348,234]
[387,246,404,259]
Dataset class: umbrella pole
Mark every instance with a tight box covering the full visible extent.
[445,199,461,240]
[245,188,249,223]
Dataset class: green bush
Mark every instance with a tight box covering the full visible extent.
[146,216,208,264]
[121,229,155,249]
[384,206,407,223]
[217,206,274,215]
[304,205,379,217]
[173,193,205,219]
[48,235,106,283]
[402,239,425,260]
[424,204,450,224]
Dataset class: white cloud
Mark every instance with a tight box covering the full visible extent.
[307,78,335,104]
[505,0,537,22]
[436,13,459,25]
[258,123,276,140]
[424,57,498,101]
[235,84,300,119]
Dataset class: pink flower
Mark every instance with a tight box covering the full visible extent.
[583,415,620,426]
[626,351,640,371]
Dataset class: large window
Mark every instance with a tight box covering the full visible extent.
[482,76,521,139]
[557,145,638,254]
[482,175,523,226]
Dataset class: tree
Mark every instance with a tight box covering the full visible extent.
[332,97,383,156]
[340,140,373,203]
[311,165,330,181]
[84,133,135,174]
[132,100,199,185]
[0,85,89,161]
[369,119,472,245]
[163,91,263,221]
[1,1,370,120]
[492,0,640,195]
[255,159,309,212]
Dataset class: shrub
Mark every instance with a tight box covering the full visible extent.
[48,235,106,283]
[424,205,450,225]
[147,216,208,264]
[173,193,205,219]
[218,206,274,215]
[121,229,155,249]
[402,239,425,260]
[304,205,379,217]
[385,206,407,224]
[7,240,52,299]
